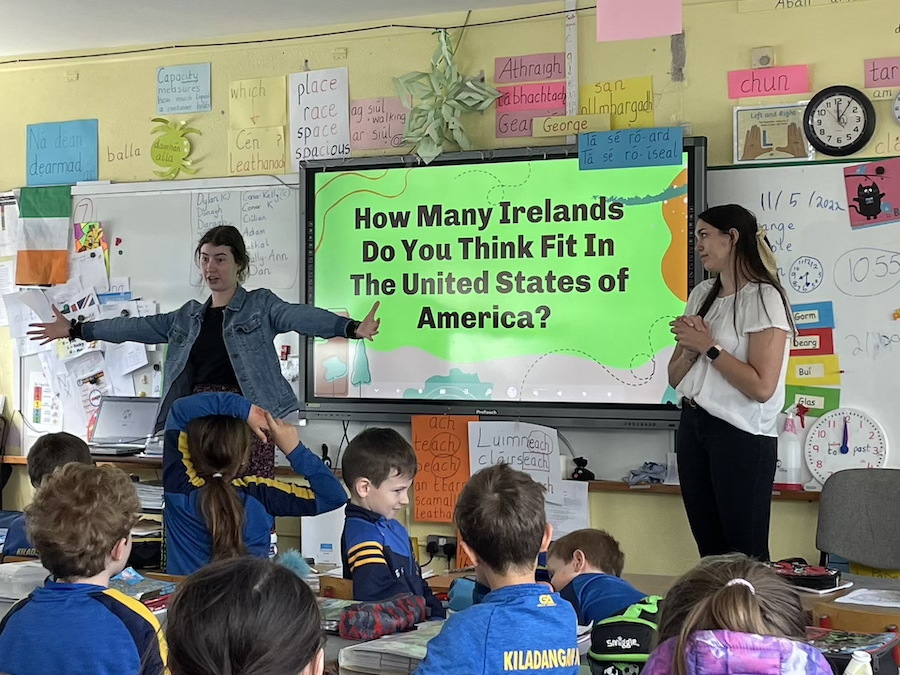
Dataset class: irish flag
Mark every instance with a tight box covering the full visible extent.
[16,186,70,286]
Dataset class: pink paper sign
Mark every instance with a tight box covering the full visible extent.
[349,97,408,150]
[496,83,567,112]
[728,65,809,99]
[496,108,565,138]
[494,53,565,84]
[596,0,681,42]
[865,58,900,89]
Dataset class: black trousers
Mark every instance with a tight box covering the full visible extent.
[677,401,778,561]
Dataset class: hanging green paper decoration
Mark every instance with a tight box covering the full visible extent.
[393,29,501,164]
[150,117,201,179]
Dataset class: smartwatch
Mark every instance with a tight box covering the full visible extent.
[346,320,361,339]
[706,343,723,361]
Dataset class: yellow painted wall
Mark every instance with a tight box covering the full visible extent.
[1,0,891,573]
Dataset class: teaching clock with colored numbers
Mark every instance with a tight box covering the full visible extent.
[803,86,876,157]
[804,408,888,486]
[789,256,823,294]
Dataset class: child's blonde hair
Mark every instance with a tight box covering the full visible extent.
[658,554,805,675]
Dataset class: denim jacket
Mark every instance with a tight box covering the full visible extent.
[82,285,351,429]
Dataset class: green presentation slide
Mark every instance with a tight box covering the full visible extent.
[312,156,688,405]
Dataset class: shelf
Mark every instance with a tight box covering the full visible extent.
[587,479,820,501]
[0,457,819,500]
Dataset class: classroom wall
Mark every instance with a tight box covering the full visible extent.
[1,0,890,574]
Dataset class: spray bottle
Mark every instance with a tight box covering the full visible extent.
[775,405,804,491]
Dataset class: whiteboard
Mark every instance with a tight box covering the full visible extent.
[15,174,305,451]
[709,161,900,468]
[71,174,302,311]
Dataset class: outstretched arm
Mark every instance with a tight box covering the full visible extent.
[265,289,380,340]
[29,305,178,345]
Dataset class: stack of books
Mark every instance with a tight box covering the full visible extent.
[338,621,444,675]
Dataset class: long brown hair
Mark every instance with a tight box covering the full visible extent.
[658,555,806,675]
[167,557,326,675]
[195,225,250,283]
[186,416,252,562]
[696,205,794,333]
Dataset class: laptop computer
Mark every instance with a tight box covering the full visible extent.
[89,396,161,456]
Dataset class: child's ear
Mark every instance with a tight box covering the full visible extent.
[540,523,553,553]
[355,477,371,497]
[110,536,129,563]
[304,647,325,675]
[573,549,587,572]
[459,540,481,568]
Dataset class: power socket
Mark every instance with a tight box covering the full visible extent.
[426,535,457,559]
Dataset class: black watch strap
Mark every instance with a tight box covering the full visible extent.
[69,320,84,341]
[346,320,361,339]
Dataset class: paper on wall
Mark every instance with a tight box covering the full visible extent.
[39,350,86,432]
[105,341,148,377]
[109,370,136,397]
[0,202,19,258]
[136,301,157,318]
[27,373,62,433]
[65,351,110,420]
[109,277,130,293]
[44,278,83,309]
[151,368,162,397]
[289,67,351,166]
[0,261,15,326]
[545,480,589,538]
[69,249,109,294]
[57,291,102,360]
[14,336,51,358]
[18,289,53,323]
[468,421,564,504]
[99,300,139,320]
[2,293,32,340]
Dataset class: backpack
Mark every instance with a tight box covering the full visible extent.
[588,595,662,675]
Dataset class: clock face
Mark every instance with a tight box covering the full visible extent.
[804,408,888,485]
[789,256,823,293]
[804,86,876,157]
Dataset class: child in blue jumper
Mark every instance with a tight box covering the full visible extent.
[547,528,647,626]
[340,428,444,618]
[414,463,579,675]
[0,464,165,675]
[163,392,346,575]
[2,431,94,560]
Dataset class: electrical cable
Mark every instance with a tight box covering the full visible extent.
[0,7,595,67]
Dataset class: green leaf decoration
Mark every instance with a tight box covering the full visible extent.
[392,29,500,164]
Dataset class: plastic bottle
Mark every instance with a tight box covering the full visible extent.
[775,406,803,491]
[843,651,873,675]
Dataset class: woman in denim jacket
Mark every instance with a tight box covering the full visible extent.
[31,225,379,477]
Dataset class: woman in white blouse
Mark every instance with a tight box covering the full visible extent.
[668,204,793,560]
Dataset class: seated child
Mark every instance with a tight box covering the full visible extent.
[166,557,325,675]
[0,464,165,675]
[414,463,580,675]
[163,392,346,575]
[341,428,444,618]
[644,554,832,675]
[547,528,647,625]
[2,431,94,559]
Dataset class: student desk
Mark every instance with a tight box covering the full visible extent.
[425,571,858,613]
